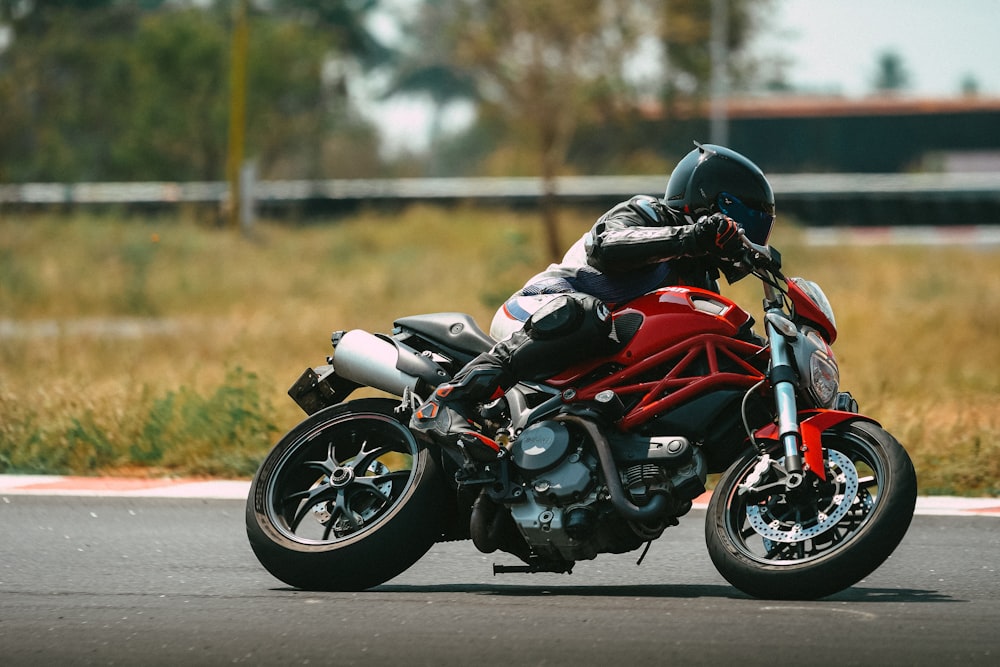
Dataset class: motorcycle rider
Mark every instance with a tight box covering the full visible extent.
[411,143,776,462]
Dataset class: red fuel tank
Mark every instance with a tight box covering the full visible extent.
[547,287,753,387]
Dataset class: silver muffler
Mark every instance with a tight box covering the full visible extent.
[331,329,445,397]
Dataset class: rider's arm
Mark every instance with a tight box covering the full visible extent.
[585,196,738,273]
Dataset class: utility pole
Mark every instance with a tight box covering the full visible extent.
[709,0,729,146]
[226,0,249,230]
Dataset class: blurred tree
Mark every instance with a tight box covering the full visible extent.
[660,0,771,100]
[0,0,775,186]
[392,0,773,258]
[0,1,120,28]
[119,8,231,181]
[400,0,661,260]
[0,1,382,182]
[264,0,393,176]
[244,11,382,179]
[385,1,480,174]
[0,4,141,181]
[960,74,980,96]
[872,50,910,94]
[121,7,345,181]
[269,0,393,69]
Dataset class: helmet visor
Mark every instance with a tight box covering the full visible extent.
[717,192,774,244]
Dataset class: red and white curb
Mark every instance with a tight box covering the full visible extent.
[0,475,250,500]
[1,474,997,517]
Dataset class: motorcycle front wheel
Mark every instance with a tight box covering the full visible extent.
[706,419,917,600]
[246,398,444,591]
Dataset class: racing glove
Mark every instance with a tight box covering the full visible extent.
[694,213,742,258]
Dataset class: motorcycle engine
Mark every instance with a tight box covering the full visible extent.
[505,420,704,562]
[509,420,594,504]
[506,420,600,561]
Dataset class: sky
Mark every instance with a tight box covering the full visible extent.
[758,0,1000,97]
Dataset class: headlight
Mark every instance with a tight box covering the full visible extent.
[794,328,840,408]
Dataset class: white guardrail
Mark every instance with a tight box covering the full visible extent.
[2,173,1000,205]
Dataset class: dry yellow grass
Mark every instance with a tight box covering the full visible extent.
[1,207,997,494]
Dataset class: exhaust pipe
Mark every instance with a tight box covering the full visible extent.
[331,329,445,397]
[556,414,669,522]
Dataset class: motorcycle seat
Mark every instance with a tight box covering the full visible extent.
[394,312,496,356]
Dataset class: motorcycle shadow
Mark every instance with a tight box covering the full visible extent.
[824,587,957,604]
[372,583,956,603]
[374,583,740,598]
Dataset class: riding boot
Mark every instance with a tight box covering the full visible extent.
[411,293,613,460]
[410,332,527,461]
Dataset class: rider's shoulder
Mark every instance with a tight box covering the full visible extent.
[602,195,674,227]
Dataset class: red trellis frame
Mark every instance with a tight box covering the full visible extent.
[563,333,768,431]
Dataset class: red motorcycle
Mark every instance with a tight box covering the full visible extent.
[246,237,917,600]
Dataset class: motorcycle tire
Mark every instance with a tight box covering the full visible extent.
[246,398,444,591]
[705,419,917,600]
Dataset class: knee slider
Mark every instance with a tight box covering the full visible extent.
[509,294,613,380]
[524,294,611,342]
[524,295,584,340]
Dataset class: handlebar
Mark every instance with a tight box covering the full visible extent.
[735,232,787,306]
[739,232,782,275]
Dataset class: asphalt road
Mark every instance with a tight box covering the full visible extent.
[1,495,997,666]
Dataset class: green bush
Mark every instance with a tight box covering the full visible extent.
[0,367,278,477]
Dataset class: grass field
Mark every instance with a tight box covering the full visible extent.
[1,206,998,495]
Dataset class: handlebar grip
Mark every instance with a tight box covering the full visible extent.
[738,234,782,272]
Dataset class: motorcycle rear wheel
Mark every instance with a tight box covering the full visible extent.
[706,419,917,600]
[246,398,444,591]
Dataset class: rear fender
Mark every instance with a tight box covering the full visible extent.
[753,410,881,480]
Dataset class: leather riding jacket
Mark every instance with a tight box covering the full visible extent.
[514,195,720,306]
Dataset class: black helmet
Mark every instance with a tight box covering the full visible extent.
[664,142,776,244]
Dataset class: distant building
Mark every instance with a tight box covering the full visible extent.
[631,95,1000,225]
[648,95,1000,174]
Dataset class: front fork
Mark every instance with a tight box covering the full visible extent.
[764,313,807,488]
[742,305,871,499]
